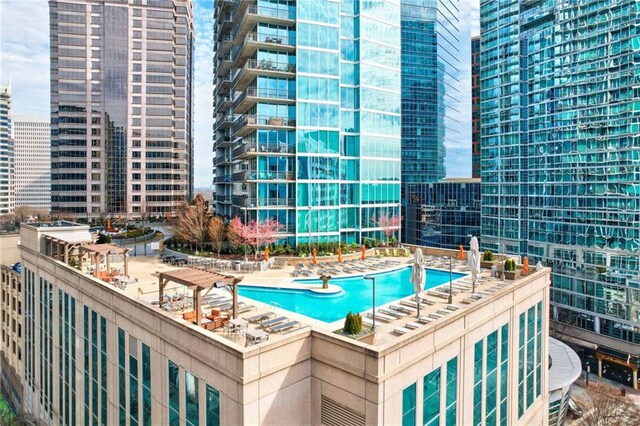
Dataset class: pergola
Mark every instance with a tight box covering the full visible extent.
[43,234,91,265]
[157,269,244,325]
[78,244,130,278]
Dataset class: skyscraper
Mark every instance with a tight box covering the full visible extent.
[49,0,194,219]
[13,116,51,212]
[213,0,401,245]
[471,36,480,179]
[0,86,14,215]
[481,0,640,385]
[400,0,469,242]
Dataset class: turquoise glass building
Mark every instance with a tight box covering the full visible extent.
[480,0,640,383]
[213,0,401,245]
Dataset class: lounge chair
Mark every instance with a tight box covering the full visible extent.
[389,304,416,315]
[237,305,257,314]
[291,270,300,277]
[269,320,300,333]
[405,322,423,330]
[400,300,425,310]
[365,312,394,323]
[260,316,287,329]
[393,327,411,335]
[445,305,460,311]
[246,312,275,323]
[417,316,433,324]
[379,309,403,318]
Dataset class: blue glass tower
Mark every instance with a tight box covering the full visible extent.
[481,0,640,383]
[400,0,469,242]
[213,0,402,245]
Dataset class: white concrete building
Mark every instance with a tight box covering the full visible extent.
[0,86,15,214]
[13,116,51,212]
[18,221,551,425]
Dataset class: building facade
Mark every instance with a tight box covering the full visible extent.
[471,35,480,179]
[49,0,194,219]
[18,221,550,425]
[13,116,51,212]
[212,0,402,245]
[405,178,480,248]
[0,263,23,416]
[0,86,15,215]
[480,0,640,385]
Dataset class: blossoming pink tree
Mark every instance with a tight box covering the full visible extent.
[377,214,402,245]
[228,217,283,259]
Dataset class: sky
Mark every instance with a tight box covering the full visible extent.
[0,0,479,188]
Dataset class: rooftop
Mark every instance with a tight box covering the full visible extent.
[59,247,548,350]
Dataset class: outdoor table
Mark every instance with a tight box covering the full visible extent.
[245,329,269,346]
[227,318,248,337]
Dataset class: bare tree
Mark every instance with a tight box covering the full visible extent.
[14,205,50,222]
[208,215,225,256]
[173,194,210,252]
[579,382,640,426]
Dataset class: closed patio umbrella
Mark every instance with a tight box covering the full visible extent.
[410,249,425,318]
[468,236,481,293]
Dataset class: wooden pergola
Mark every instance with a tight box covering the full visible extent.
[43,235,90,265]
[79,244,130,278]
[157,269,244,324]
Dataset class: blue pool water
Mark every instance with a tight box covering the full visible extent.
[238,267,466,323]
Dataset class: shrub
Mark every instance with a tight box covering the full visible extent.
[482,250,494,262]
[504,259,516,271]
[96,233,111,244]
[343,311,363,335]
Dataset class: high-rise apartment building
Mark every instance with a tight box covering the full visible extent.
[480,0,640,386]
[0,86,15,215]
[13,116,51,212]
[212,0,401,245]
[49,0,194,219]
[471,36,480,179]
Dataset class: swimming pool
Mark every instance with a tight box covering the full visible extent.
[238,267,466,323]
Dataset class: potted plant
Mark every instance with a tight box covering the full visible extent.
[481,250,494,269]
[343,312,362,335]
[503,259,520,280]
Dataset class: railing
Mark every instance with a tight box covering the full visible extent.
[245,31,295,47]
[245,86,295,101]
[245,171,294,181]
[250,4,295,21]
[232,114,296,134]
[214,113,234,128]
[246,197,294,207]
[246,59,295,73]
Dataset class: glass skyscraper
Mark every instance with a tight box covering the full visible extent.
[400,0,469,242]
[49,0,194,218]
[213,0,401,245]
[0,85,14,214]
[480,0,640,380]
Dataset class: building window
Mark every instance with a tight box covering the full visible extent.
[402,383,416,426]
[519,302,543,418]
[445,357,458,426]
[185,371,199,426]
[206,384,220,426]
[142,343,151,425]
[168,360,180,426]
[473,339,483,426]
[118,328,126,423]
[423,368,440,426]
[475,324,510,426]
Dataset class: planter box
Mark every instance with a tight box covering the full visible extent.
[481,261,494,269]
[503,269,520,280]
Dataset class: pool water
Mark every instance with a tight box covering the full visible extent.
[238,267,466,323]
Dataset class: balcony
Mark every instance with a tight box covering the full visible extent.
[232,59,295,91]
[232,5,296,44]
[232,31,296,66]
[233,195,294,208]
[216,71,235,95]
[214,94,234,113]
[233,86,295,114]
[216,51,234,77]
[215,154,234,165]
[213,174,233,184]
[215,11,234,36]
[214,130,233,148]
[244,170,294,181]
[214,113,235,130]
[215,194,232,204]
[233,141,296,159]
[231,114,296,137]
[216,33,235,57]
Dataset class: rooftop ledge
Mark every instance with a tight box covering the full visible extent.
[46,245,549,354]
